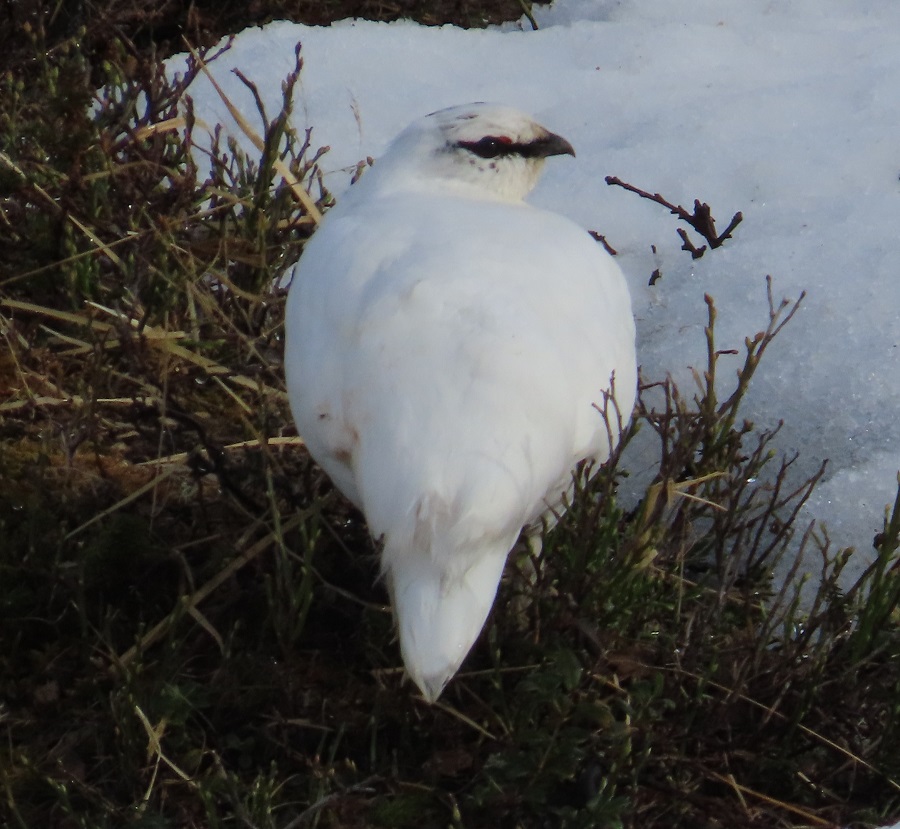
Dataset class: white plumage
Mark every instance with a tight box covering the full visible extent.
[284,103,636,701]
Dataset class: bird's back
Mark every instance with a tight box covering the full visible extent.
[287,190,634,553]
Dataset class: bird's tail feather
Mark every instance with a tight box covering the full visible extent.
[386,542,510,702]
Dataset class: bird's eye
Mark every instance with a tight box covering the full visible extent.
[460,136,513,159]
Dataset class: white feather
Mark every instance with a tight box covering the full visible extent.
[285,103,636,701]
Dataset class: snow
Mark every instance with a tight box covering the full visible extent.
[169,2,899,598]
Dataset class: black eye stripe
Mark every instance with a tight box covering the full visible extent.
[447,132,575,159]
[456,135,569,160]
[457,136,515,159]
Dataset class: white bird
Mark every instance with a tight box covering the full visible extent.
[284,103,636,702]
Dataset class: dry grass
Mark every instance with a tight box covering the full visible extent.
[2,5,900,828]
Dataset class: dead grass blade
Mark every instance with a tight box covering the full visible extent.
[1,298,115,332]
[65,465,181,540]
[113,513,306,670]
[133,703,194,789]
[137,436,304,467]
[660,663,900,793]
[709,771,832,826]
[3,297,288,401]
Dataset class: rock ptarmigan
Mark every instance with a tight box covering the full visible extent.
[284,103,636,701]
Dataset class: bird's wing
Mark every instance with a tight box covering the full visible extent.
[286,192,636,568]
[285,190,635,698]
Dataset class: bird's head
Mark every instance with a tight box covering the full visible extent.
[369,103,576,203]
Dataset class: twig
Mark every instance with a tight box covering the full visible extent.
[183,39,323,225]
[708,771,832,826]
[280,776,381,829]
[112,513,306,671]
[650,662,900,793]
[677,227,706,259]
[588,230,617,256]
[605,175,743,256]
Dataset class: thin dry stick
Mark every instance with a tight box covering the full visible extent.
[5,297,289,401]
[0,152,130,268]
[138,436,304,467]
[708,771,832,826]
[113,513,305,670]
[280,776,381,829]
[1,298,115,331]
[134,703,194,787]
[710,771,834,826]
[65,465,181,540]
[647,662,900,793]
[427,699,498,741]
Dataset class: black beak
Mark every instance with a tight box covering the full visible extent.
[530,130,576,159]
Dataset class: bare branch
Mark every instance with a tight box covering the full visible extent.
[605,175,743,256]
